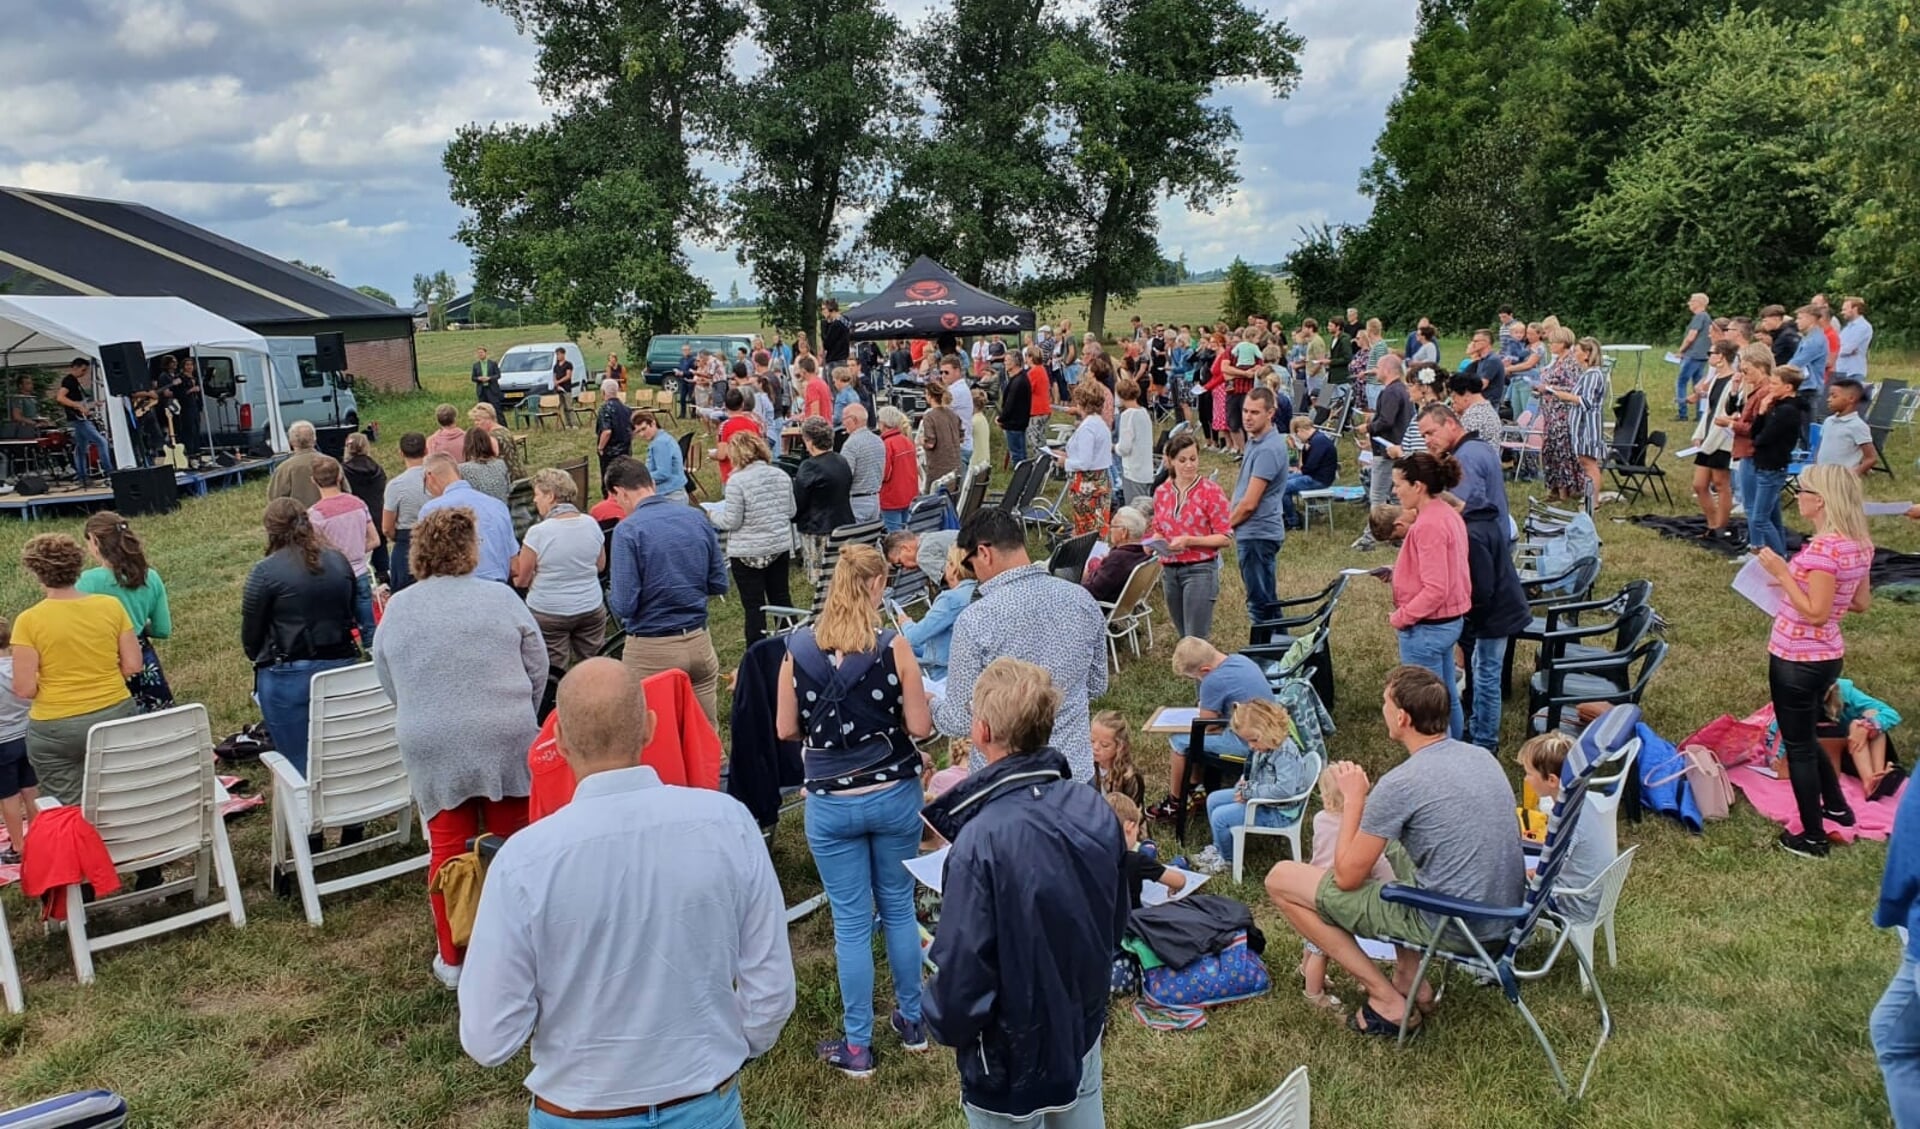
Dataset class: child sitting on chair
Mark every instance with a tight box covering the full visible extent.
[1107,793,1183,910]
[1515,732,1614,922]
[1196,699,1318,877]
[1303,764,1397,1013]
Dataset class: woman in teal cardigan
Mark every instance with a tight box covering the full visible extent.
[1768,679,1904,802]
[76,511,173,712]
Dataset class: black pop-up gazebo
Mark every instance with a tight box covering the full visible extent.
[846,256,1036,341]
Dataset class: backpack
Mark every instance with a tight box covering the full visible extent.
[1131,929,1272,1031]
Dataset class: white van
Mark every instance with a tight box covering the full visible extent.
[498,342,589,402]
[191,335,359,450]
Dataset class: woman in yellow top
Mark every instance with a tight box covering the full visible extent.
[9,533,142,804]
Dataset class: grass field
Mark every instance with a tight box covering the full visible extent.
[2,303,1918,1127]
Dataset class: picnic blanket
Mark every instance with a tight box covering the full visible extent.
[0,775,260,890]
[1628,514,1920,593]
[1727,765,1904,843]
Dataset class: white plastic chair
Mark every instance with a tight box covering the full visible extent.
[54,705,246,985]
[1580,739,1641,862]
[1230,752,1322,884]
[1182,1065,1310,1129]
[0,910,20,1013]
[1097,558,1162,671]
[1551,845,1638,994]
[263,662,428,927]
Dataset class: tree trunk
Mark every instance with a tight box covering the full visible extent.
[1087,285,1108,341]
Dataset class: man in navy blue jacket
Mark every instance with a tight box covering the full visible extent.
[1281,416,1340,531]
[923,657,1126,1128]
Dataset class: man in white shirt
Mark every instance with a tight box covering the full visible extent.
[939,355,975,467]
[1837,296,1874,380]
[459,658,794,1126]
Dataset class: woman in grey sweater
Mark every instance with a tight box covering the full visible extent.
[713,429,796,646]
[371,506,546,990]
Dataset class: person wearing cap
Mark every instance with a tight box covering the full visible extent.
[55,358,113,486]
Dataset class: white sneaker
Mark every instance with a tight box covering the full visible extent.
[1731,552,1755,565]
[1192,846,1228,875]
[431,955,462,990]
[1729,504,1747,517]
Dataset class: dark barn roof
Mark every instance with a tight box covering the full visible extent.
[0,186,406,327]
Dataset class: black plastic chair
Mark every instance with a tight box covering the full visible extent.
[1528,637,1669,738]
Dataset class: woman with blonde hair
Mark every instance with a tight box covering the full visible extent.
[775,543,933,1077]
[12,533,143,803]
[1569,336,1612,507]
[512,468,607,670]
[373,506,545,987]
[1760,462,1873,858]
[1536,325,1584,502]
[712,429,796,646]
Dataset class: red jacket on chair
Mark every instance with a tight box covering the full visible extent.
[526,667,724,821]
[21,806,122,920]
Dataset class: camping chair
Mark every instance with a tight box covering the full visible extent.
[1529,637,1670,738]
[678,432,706,502]
[1046,530,1100,584]
[1098,557,1162,672]
[1531,846,1640,996]
[1181,1065,1310,1129]
[886,563,934,617]
[45,705,246,985]
[1019,464,1071,544]
[954,464,991,525]
[262,663,429,926]
[1375,705,1640,1099]
[0,1091,130,1128]
[1230,750,1322,884]
[1502,555,1603,691]
[904,492,952,535]
[766,519,885,633]
[1605,429,1671,507]
[986,458,1039,515]
[1501,411,1545,480]
[1865,381,1903,478]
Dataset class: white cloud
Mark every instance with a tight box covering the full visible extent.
[2,0,1415,302]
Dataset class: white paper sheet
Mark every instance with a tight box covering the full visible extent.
[1732,558,1784,616]
[1141,868,1208,906]
[1865,501,1915,517]
[1673,446,1701,459]
[1358,938,1402,962]
[1339,566,1391,578]
[1663,351,1684,365]
[904,846,949,894]
[1148,706,1204,731]
[922,674,947,703]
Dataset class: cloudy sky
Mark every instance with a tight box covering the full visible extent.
[0,0,1414,304]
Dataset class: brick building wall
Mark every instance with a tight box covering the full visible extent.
[346,335,418,394]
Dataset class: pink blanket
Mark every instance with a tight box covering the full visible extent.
[1727,765,1905,842]
[0,776,262,888]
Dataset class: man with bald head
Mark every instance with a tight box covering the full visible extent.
[1351,353,1410,551]
[460,659,794,1126]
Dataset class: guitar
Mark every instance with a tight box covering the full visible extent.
[162,408,188,469]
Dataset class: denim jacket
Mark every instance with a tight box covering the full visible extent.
[902,581,975,678]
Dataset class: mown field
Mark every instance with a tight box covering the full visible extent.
[2,291,1917,1127]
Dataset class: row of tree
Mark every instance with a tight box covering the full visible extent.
[1284,0,1918,342]
[443,0,1304,353]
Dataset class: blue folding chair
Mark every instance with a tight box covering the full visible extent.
[1375,704,1642,1100]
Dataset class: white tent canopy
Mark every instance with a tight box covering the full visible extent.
[0,295,285,466]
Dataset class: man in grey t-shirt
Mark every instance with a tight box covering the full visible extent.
[1675,292,1712,422]
[381,431,430,591]
[1264,665,1523,1035]
[1229,387,1288,641]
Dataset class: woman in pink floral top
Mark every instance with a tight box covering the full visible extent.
[1762,463,1874,858]
[1151,432,1232,640]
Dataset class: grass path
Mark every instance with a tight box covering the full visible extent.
[1,325,1916,1126]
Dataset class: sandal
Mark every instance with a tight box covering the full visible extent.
[1303,990,1344,1013]
[1347,1000,1420,1040]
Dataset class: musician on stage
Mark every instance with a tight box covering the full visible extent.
[56,358,113,486]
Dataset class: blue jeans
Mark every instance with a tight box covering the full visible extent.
[528,1081,743,1129]
[1280,473,1331,528]
[254,657,358,778]
[882,508,909,532]
[1732,458,1753,520]
[804,779,925,1049]
[70,418,112,482]
[1748,468,1788,556]
[1467,634,1506,752]
[352,572,377,650]
[1875,954,1920,1129]
[1236,536,1283,638]
[1006,427,1028,465]
[963,1040,1104,1129]
[1396,619,1464,739]
[1676,358,1705,418]
[1206,789,1287,862]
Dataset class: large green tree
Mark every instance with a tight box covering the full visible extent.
[1041,0,1302,336]
[444,0,744,351]
[1568,12,1832,334]
[1823,0,1920,333]
[724,0,905,340]
[862,0,1062,293]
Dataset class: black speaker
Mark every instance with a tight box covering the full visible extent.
[100,341,151,397]
[315,424,355,460]
[110,465,179,516]
[315,332,348,372]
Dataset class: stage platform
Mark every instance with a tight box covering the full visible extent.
[0,454,285,520]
